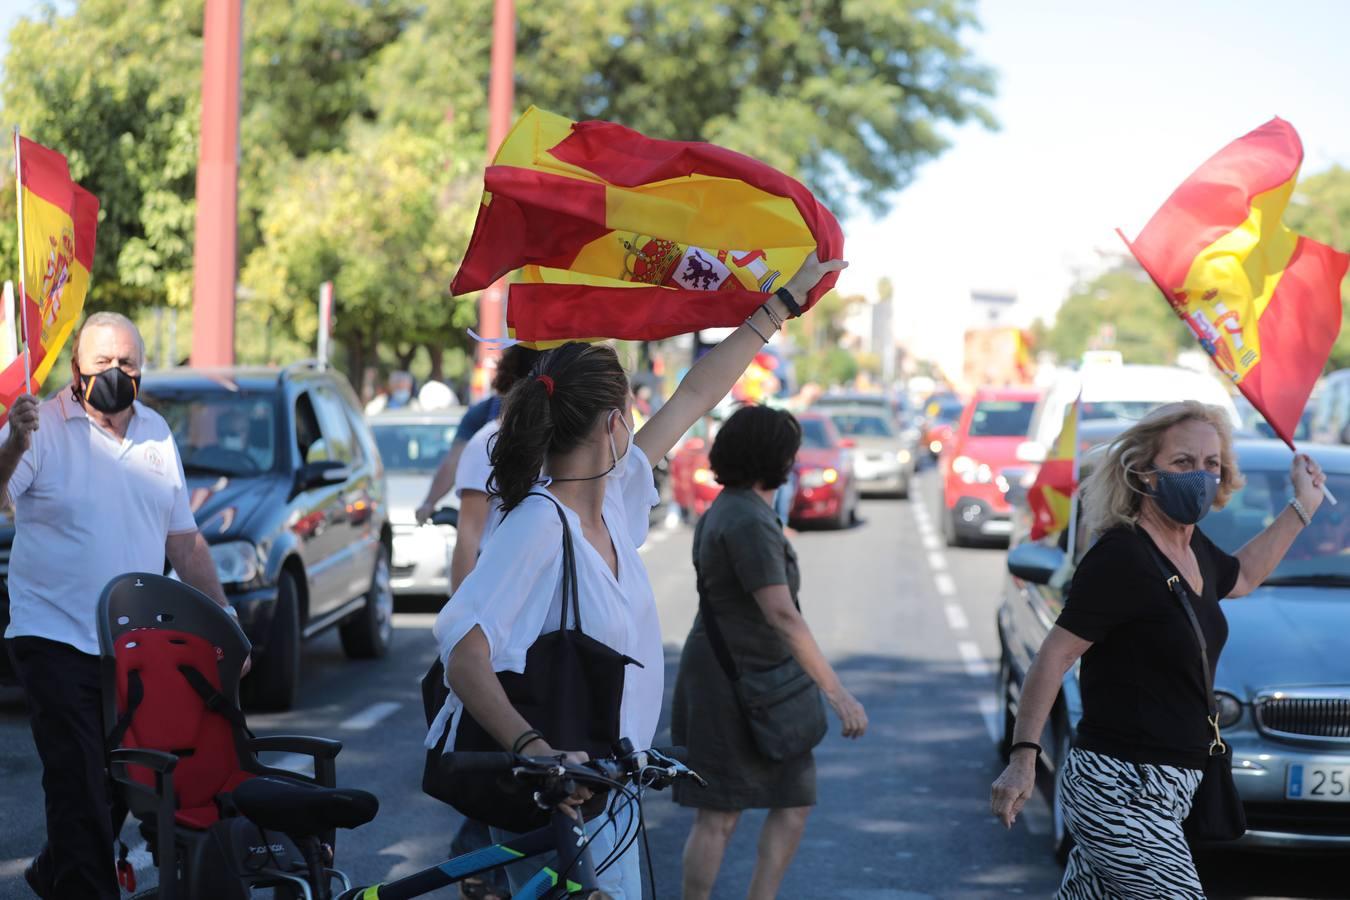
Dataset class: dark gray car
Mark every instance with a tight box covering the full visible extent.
[997,440,1350,858]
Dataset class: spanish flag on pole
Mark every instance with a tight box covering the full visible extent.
[1119,119,1347,447]
[1,134,99,420]
[1028,396,1079,542]
[450,107,843,347]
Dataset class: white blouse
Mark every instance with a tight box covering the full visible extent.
[425,447,664,753]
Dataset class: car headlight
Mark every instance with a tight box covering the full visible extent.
[693,467,714,485]
[1214,691,1243,728]
[897,449,912,464]
[800,468,838,489]
[953,455,975,476]
[209,540,262,586]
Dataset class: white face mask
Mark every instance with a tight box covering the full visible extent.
[607,409,635,478]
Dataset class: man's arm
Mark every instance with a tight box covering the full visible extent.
[166,530,229,607]
[0,394,40,508]
[416,440,466,525]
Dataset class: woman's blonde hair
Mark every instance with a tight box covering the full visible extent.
[1082,400,1245,538]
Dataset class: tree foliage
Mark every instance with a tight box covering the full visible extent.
[1038,262,1193,366]
[0,0,994,384]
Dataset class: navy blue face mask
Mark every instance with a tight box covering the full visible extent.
[1148,469,1220,525]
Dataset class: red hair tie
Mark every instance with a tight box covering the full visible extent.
[536,375,555,397]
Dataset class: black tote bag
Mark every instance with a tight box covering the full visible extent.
[422,492,640,833]
[1144,543,1246,842]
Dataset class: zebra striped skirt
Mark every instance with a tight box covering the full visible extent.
[1056,748,1206,899]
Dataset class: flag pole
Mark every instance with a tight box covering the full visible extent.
[12,127,31,396]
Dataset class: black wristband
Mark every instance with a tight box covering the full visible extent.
[1010,741,1042,758]
[512,729,545,754]
[774,286,803,318]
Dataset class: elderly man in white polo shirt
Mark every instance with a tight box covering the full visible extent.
[1,311,233,899]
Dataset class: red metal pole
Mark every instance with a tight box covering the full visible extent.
[190,0,243,367]
[473,0,515,400]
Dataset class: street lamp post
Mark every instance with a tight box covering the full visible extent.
[473,0,515,400]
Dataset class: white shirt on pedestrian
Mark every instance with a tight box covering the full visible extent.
[454,419,503,542]
[2,392,197,655]
[426,445,663,753]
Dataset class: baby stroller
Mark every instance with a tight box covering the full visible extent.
[99,572,377,899]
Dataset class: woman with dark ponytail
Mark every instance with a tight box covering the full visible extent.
[427,252,847,898]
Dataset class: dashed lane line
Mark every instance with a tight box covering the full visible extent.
[340,701,403,731]
[926,551,948,571]
[957,641,994,679]
[934,573,957,597]
[943,603,969,631]
[921,533,940,551]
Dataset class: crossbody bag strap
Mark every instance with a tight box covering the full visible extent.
[525,490,583,635]
[692,516,741,683]
[1143,540,1223,743]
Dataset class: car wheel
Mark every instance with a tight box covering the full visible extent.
[241,570,301,712]
[944,508,965,547]
[341,543,394,659]
[1051,728,1076,866]
[996,653,1016,760]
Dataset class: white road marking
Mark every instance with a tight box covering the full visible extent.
[927,551,948,571]
[340,701,402,731]
[957,641,994,679]
[944,603,969,631]
[921,533,940,551]
[934,573,957,597]
[977,696,1000,743]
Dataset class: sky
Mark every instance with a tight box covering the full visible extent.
[0,0,1346,379]
[834,0,1350,376]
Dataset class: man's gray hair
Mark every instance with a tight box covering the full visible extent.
[72,312,146,365]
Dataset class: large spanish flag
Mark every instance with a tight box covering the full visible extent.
[1120,118,1347,447]
[450,107,844,347]
[1028,396,1079,542]
[0,135,99,420]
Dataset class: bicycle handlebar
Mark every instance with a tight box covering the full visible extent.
[441,743,705,790]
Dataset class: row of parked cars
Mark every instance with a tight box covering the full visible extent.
[976,358,1350,857]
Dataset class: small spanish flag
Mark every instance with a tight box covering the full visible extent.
[451,107,843,348]
[1028,396,1079,542]
[1120,118,1347,447]
[0,135,99,421]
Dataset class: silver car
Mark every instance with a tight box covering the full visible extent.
[999,440,1350,857]
[819,404,917,498]
[370,408,464,597]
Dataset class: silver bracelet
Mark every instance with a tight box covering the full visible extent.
[1289,497,1311,527]
[744,315,771,343]
[759,302,783,331]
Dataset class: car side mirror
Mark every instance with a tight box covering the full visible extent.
[298,459,351,491]
[1006,542,1064,586]
[431,506,459,528]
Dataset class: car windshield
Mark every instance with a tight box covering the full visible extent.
[373,422,459,472]
[969,401,1036,437]
[142,390,278,476]
[1079,399,1172,422]
[800,418,833,449]
[1199,469,1350,584]
[829,413,894,438]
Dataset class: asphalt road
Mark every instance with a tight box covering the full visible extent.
[1,469,1346,898]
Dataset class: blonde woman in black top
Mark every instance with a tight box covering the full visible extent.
[990,400,1325,898]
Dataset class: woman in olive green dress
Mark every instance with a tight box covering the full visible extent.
[672,405,868,900]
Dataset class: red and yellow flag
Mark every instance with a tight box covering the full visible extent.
[1120,118,1347,447]
[1028,396,1079,542]
[450,107,844,348]
[1,136,99,419]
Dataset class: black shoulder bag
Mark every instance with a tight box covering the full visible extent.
[1144,544,1247,842]
[422,492,639,833]
[694,516,827,762]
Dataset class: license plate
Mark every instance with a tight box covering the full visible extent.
[1287,764,1350,802]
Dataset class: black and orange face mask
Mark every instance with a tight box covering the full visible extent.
[74,366,140,414]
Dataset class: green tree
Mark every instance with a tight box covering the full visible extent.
[1284,165,1350,372]
[1041,262,1193,366]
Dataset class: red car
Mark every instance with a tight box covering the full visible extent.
[790,412,859,529]
[939,387,1040,546]
[668,415,722,519]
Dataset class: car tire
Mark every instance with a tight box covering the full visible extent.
[944,508,965,548]
[1051,727,1076,866]
[996,653,1016,760]
[242,571,301,712]
[341,543,394,659]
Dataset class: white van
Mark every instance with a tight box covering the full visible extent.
[1020,358,1242,462]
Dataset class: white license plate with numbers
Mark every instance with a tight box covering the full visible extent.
[1286,765,1350,802]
